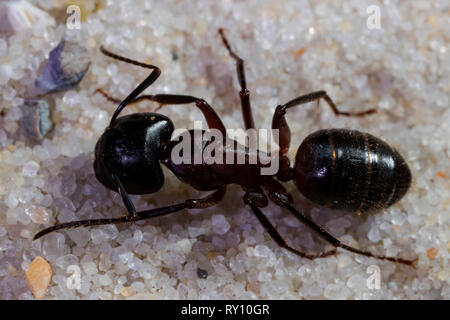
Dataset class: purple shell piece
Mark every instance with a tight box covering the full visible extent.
[35,38,90,94]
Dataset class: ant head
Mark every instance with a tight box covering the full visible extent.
[94,113,174,194]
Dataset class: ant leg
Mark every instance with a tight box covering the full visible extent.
[218,28,255,130]
[272,90,376,154]
[132,94,227,134]
[100,46,161,127]
[94,88,164,110]
[270,192,415,266]
[96,88,226,135]
[94,88,121,104]
[106,165,137,218]
[281,90,376,117]
[33,188,226,240]
[100,46,227,134]
[272,91,376,181]
[244,191,336,259]
[95,88,171,109]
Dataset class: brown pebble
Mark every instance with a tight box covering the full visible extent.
[9,265,18,277]
[121,286,135,297]
[426,248,438,260]
[25,256,52,300]
[293,47,307,59]
[437,170,446,178]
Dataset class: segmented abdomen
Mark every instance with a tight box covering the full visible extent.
[294,129,411,214]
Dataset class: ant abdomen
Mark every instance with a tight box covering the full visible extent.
[293,129,411,214]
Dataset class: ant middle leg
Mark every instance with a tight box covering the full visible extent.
[34,188,226,240]
[218,28,255,130]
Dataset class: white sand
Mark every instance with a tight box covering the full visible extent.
[0,0,448,299]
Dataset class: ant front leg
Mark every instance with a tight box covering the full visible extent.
[34,188,226,240]
[106,165,137,217]
[219,28,255,130]
[272,91,376,181]
[99,46,162,127]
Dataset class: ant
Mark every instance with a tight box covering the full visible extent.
[34,29,414,266]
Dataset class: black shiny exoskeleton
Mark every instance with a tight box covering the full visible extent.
[94,113,174,195]
[295,129,411,214]
[34,30,413,266]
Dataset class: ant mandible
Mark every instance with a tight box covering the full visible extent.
[34,29,413,266]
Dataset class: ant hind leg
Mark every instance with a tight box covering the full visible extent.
[270,192,416,267]
[244,189,337,260]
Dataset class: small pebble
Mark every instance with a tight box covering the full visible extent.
[254,245,272,258]
[0,1,55,37]
[211,214,230,235]
[121,286,135,297]
[197,268,208,279]
[25,205,50,224]
[426,248,438,260]
[0,65,12,85]
[25,256,52,300]
[21,99,53,142]
[22,161,40,177]
[324,283,351,300]
[98,274,112,286]
[5,194,18,209]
